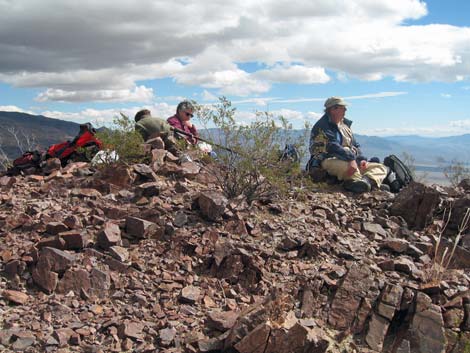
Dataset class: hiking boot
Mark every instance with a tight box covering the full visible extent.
[343,177,372,193]
[379,183,391,192]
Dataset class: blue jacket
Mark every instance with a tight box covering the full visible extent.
[308,113,365,168]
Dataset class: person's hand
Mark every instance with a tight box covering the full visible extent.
[346,160,359,177]
[359,160,368,172]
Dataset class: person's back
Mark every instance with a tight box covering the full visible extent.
[134,110,171,141]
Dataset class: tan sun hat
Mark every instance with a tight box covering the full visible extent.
[324,96,348,109]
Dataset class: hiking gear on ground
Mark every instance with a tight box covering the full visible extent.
[383,154,413,192]
[91,150,119,165]
[279,144,300,163]
[343,177,372,193]
[8,150,43,175]
[46,123,102,166]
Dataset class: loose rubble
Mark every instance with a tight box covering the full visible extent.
[0,145,469,353]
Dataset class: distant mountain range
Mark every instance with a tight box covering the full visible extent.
[1,111,469,168]
[0,111,80,159]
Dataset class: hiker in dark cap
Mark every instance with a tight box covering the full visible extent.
[308,96,388,193]
[167,101,199,144]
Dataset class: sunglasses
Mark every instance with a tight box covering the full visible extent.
[185,112,194,117]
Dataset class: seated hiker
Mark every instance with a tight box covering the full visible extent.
[167,101,199,144]
[308,96,388,193]
[134,109,171,141]
[134,109,180,155]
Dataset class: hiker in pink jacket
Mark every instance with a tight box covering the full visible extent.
[167,101,198,144]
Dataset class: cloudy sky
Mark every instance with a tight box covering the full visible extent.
[1,0,470,136]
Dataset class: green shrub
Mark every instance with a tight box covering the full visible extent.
[195,97,305,203]
[95,113,146,165]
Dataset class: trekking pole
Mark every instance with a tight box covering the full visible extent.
[170,127,239,155]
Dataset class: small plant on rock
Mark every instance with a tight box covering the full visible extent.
[95,113,146,165]
[424,207,470,283]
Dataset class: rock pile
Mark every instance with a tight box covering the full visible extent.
[0,144,469,352]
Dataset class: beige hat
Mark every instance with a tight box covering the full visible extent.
[324,96,348,109]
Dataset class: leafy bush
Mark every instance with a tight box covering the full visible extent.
[95,113,146,165]
[195,97,306,203]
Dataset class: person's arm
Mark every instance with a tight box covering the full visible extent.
[323,128,356,161]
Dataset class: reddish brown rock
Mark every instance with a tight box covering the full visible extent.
[198,192,228,221]
[207,311,239,331]
[118,321,144,340]
[97,222,122,249]
[390,182,440,230]
[59,230,88,250]
[2,290,29,305]
[125,216,157,238]
[56,269,91,295]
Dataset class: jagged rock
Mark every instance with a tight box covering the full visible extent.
[53,328,75,347]
[393,257,417,275]
[363,222,387,238]
[443,308,464,328]
[365,312,390,352]
[133,163,157,180]
[159,327,176,345]
[410,292,446,353]
[46,221,69,235]
[180,285,201,304]
[2,290,29,305]
[59,230,88,250]
[135,182,160,197]
[63,215,83,229]
[328,264,378,330]
[233,323,270,353]
[71,188,102,198]
[56,269,91,295]
[118,321,144,340]
[173,211,188,227]
[38,247,76,274]
[198,191,228,221]
[381,238,410,253]
[97,222,122,249]
[108,246,129,262]
[390,182,440,230]
[207,311,239,331]
[125,216,157,238]
[32,264,58,293]
[180,161,200,178]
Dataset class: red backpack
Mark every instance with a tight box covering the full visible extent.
[46,123,102,165]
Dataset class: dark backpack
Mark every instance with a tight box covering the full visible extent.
[279,144,300,163]
[383,154,413,192]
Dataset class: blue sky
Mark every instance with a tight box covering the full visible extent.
[1,0,470,136]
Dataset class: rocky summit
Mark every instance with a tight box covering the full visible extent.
[0,147,470,353]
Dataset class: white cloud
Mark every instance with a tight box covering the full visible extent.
[201,90,217,101]
[0,0,467,102]
[0,105,34,114]
[254,64,330,84]
[441,93,452,98]
[36,85,154,103]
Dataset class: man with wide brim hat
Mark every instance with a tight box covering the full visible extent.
[307,96,388,193]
